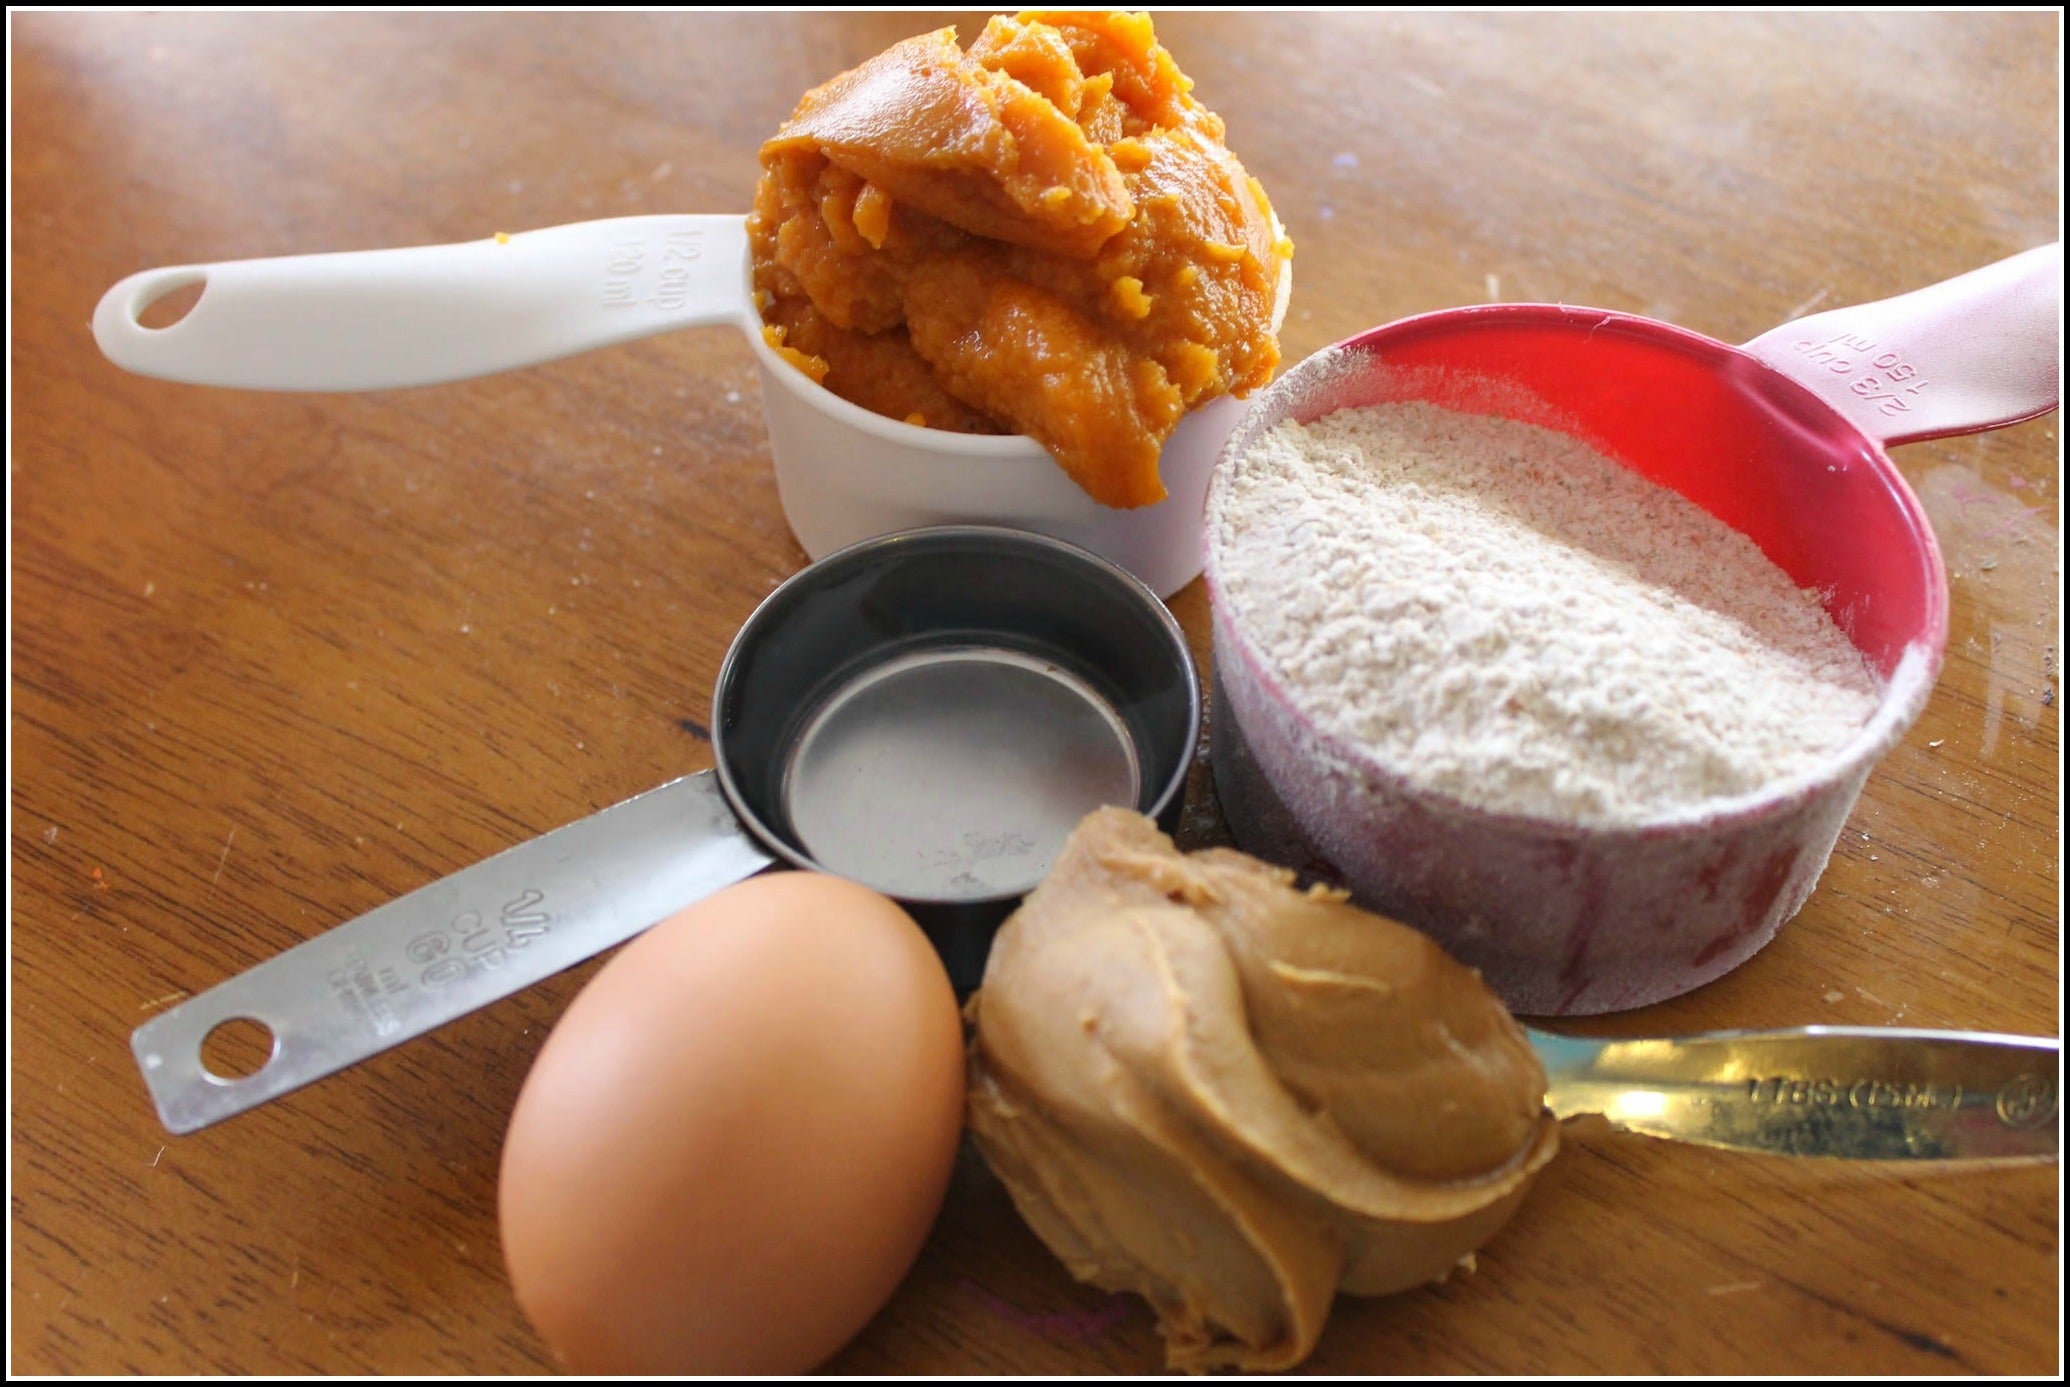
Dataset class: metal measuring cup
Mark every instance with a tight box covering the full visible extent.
[132,527,1200,1133]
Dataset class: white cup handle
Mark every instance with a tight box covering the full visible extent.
[92,213,753,391]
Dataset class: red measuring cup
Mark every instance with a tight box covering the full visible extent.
[1206,245,2059,1014]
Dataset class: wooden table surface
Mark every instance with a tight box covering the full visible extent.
[12,10,2061,1376]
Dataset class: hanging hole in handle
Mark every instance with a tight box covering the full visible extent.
[199,1015,276,1082]
[133,272,207,330]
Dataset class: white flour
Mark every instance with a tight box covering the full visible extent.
[1212,402,1882,825]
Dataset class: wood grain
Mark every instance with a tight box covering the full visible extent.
[11,10,2059,1375]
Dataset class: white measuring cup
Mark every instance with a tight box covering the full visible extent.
[93,214,1289,597]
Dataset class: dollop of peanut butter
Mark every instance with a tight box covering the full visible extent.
[966,808,1559,1371]
[748,11,1288,509]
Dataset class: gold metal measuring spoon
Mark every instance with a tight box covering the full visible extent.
[1533,1026,2057,1161]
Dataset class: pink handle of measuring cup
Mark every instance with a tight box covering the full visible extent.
[1741,243,2060,447]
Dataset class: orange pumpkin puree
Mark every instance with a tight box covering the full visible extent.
[748,11,1291,509]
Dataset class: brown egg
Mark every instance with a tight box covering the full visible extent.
[498,873,965,1374]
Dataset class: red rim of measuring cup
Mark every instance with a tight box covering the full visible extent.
[1202,302,1951,841]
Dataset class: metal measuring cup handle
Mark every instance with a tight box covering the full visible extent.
[132,772,772,1134]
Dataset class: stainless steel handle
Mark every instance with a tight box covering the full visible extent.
[1533,1025,2059,1161]
[133,771,773,1133]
